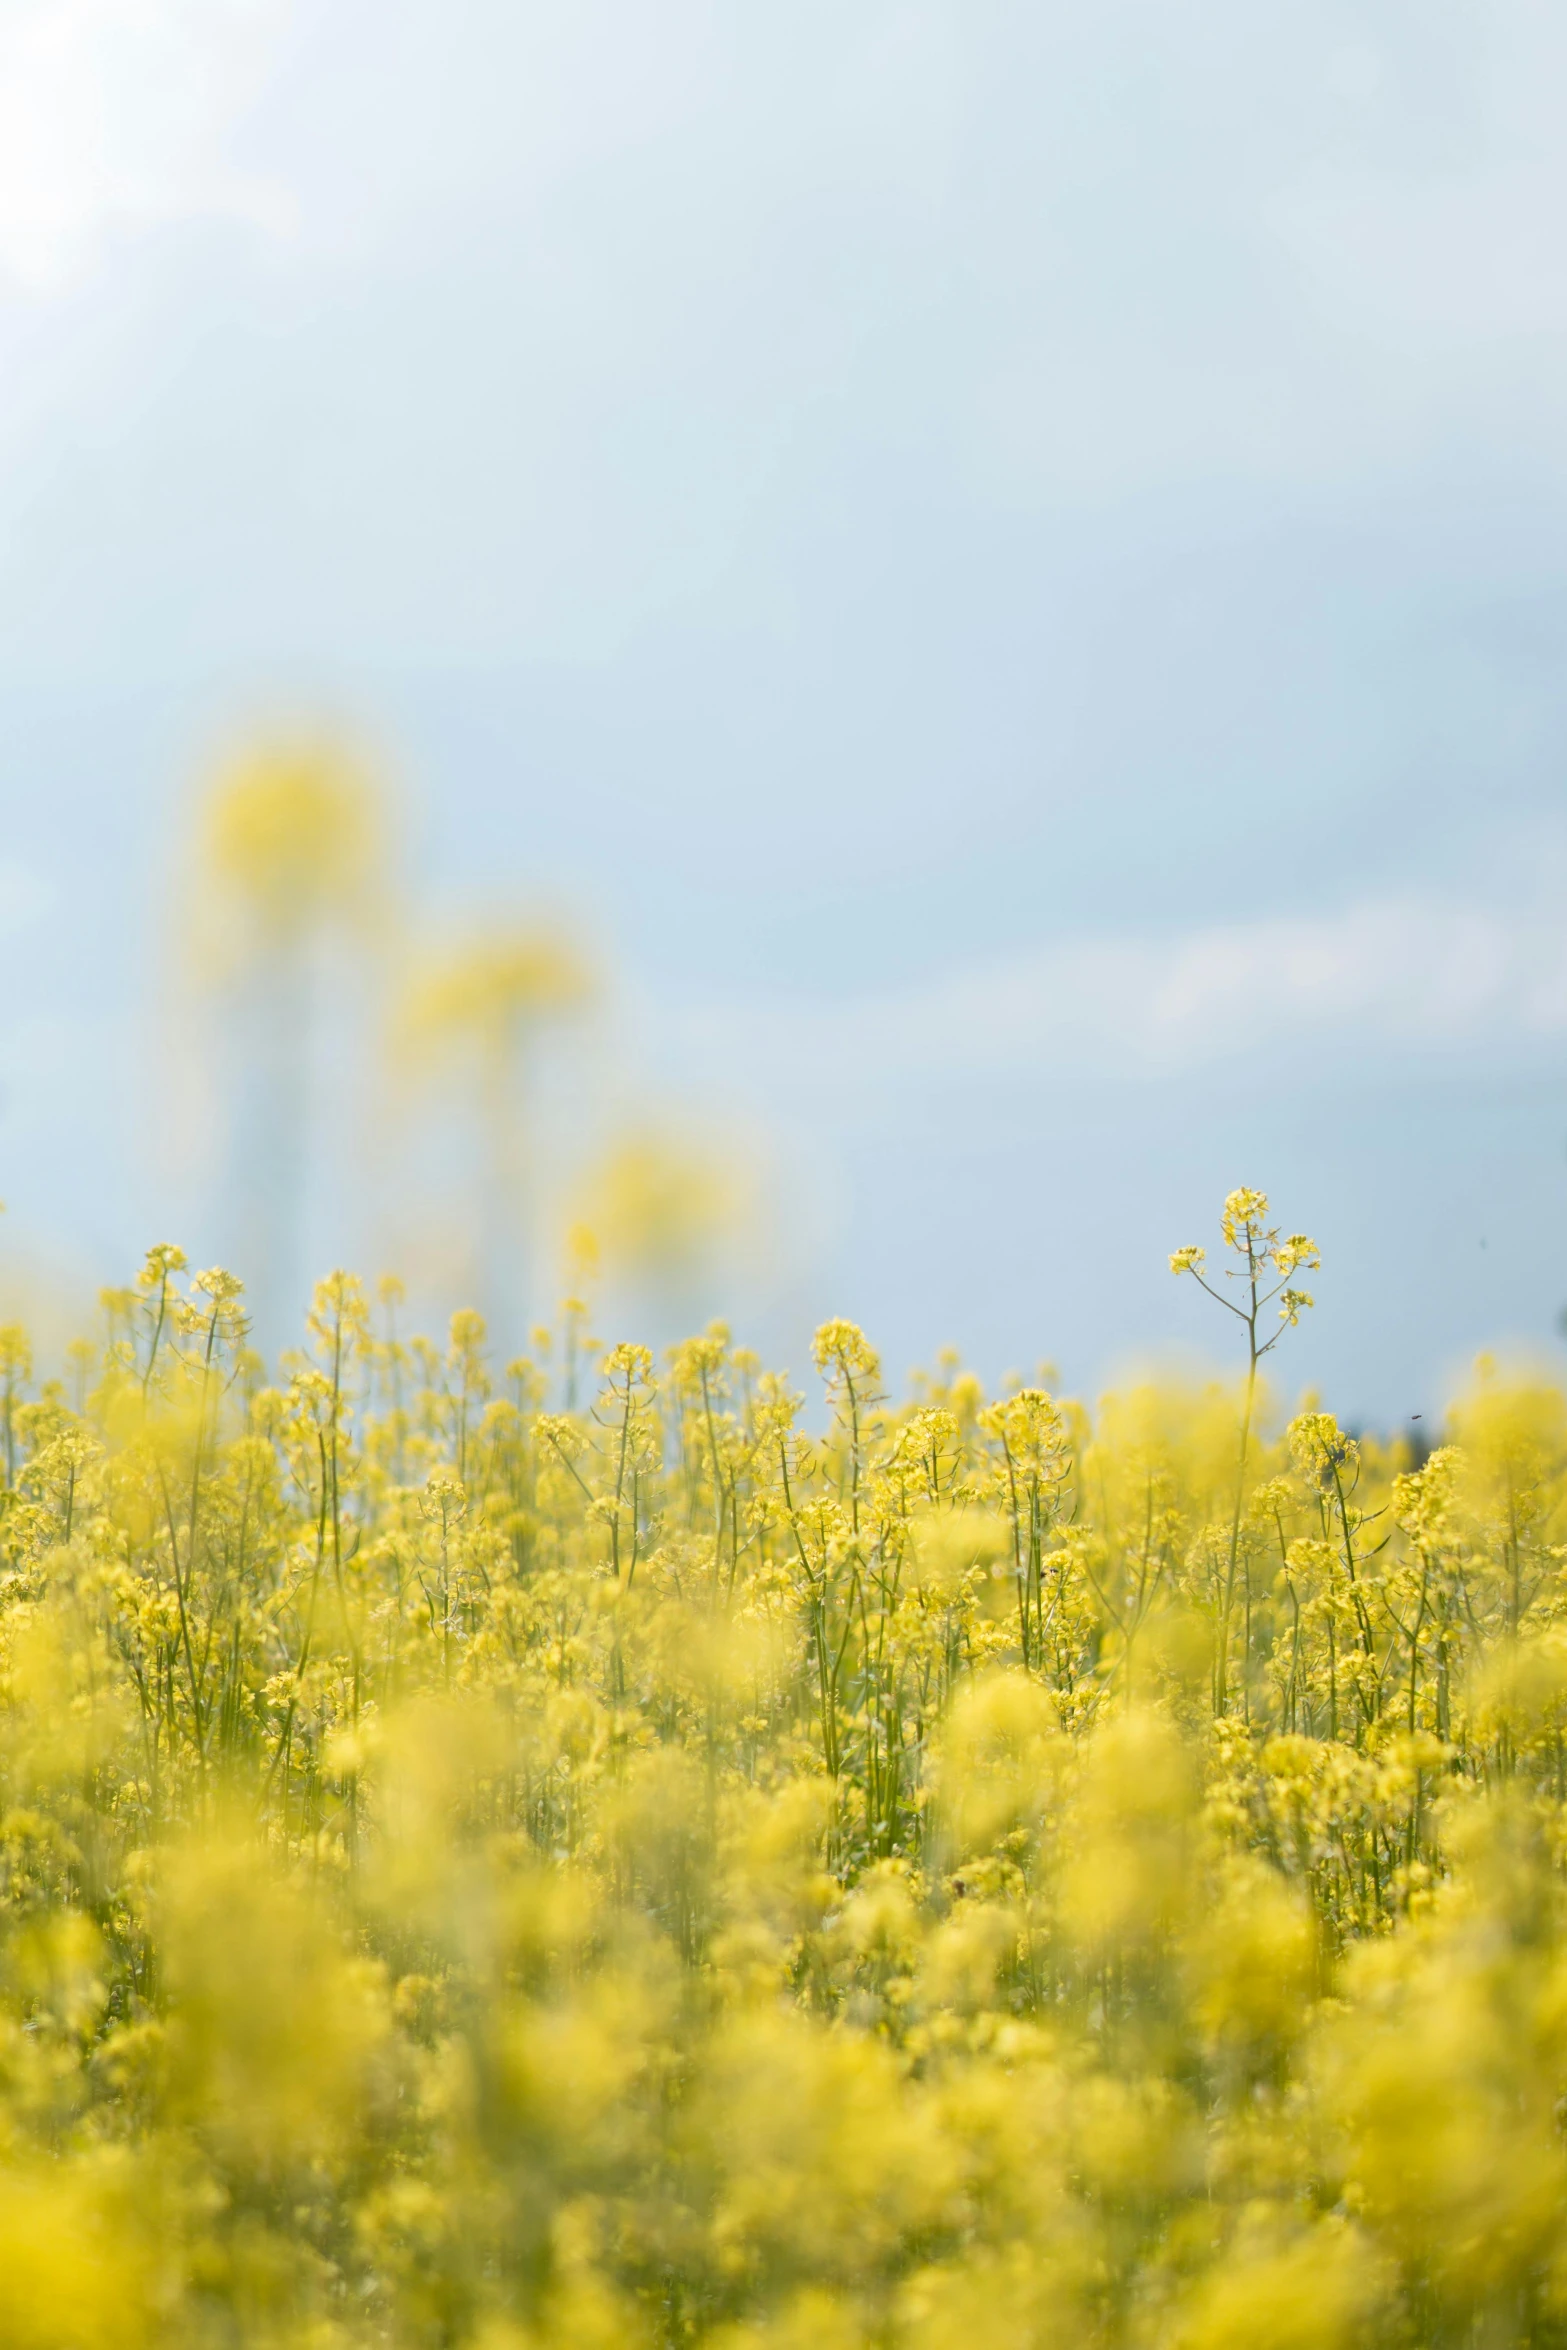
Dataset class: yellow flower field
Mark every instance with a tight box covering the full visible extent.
[0,1192,1564,2346]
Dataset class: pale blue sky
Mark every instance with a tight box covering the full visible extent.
[0,0,1565,1413]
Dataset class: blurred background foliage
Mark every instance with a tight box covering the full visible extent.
[178,735,761,1367]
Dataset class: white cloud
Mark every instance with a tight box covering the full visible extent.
[0,0,300,293]
[672,890,1567,1088]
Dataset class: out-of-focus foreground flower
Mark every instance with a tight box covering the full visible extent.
[0,1198,1561,2344]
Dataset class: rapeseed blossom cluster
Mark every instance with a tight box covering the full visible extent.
[0,1196,1563,2345]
